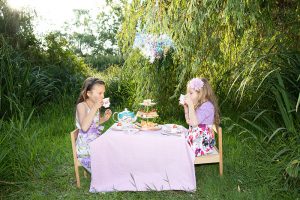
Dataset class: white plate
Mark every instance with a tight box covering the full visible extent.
[163,124,183,134]
[111,125,124,131]
[111,123,139,131]
[139,125,162,131]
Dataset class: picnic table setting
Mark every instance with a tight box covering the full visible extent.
[89,99,196,193]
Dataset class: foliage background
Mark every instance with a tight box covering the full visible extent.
[0,0,299,198]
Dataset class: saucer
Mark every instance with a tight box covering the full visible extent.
[111,123,138,131]
[163,124,182,134]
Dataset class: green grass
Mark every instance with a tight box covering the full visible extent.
[0,98,297,200]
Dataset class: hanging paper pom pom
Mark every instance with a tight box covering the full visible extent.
[133,33,174,63]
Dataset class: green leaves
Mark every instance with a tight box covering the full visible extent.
[61,1,125,70]
[286,159,300,178]
[232,54,300,189]
[296,92,300,113]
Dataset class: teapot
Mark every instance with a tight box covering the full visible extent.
[113,108,137,124]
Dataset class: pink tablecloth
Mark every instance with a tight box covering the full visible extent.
[89,125,196,192]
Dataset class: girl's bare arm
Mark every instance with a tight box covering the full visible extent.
[77,103,98,131]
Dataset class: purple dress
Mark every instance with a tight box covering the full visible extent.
[75,105,103,172]
[186,101,216,157]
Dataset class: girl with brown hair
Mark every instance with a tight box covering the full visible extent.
[75,77,112,172]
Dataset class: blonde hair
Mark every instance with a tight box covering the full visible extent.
[187,78,220,125]
[77,77,105,104]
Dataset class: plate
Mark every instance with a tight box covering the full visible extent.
[139,125,162,131]
[162,124,183,134]
[136,111,159,118]
[111,123,139,131]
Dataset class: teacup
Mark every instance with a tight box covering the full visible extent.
[170,127,178,133]
[179,94,185,105]
[163,124,180,134]
[103,97,110,108]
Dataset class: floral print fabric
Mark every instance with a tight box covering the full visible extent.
[186,124,215,157]
[76,111,103,172]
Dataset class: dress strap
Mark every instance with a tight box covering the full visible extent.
[83,102,91,112]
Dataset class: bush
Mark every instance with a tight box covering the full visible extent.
[0,3,95,118]
[98,65,135,108]
[232,52,300,193]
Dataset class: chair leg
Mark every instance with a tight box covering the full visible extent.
[84,169,88,178]
[75,165,81,188]
[219,160,223,176]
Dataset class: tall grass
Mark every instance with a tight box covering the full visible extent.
[0,2,96,119]
[0,1,95,188]
[0,95,77,184]
[229,52,300,194]
[0,35,61,118]
[0,109,34,182]
[0,116,10,182]
[2,99,299,199]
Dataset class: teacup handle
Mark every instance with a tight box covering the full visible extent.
[112,112,119,122]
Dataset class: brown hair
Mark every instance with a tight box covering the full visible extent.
[187,78,221,125]
[77,77,105,104]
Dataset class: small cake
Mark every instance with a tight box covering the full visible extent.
[147,109,158,117]
[136,99,160,130]
[141,120,157,128]
[137,109,158,118]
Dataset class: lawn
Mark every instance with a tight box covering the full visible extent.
[1,98,278,200]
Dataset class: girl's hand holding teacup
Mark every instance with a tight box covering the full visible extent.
[179,94,185,105]
[184,93,193,107]
[104,109,112,121]
[103,97,110,108]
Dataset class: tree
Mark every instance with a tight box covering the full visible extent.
[62,0,125,70]
[118,0,300,109]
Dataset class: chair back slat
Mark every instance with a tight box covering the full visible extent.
[212,124,217,133]
[70,129,82,187]
[212,124,221,134]
[71,129,79,142]
[70,129,79,163]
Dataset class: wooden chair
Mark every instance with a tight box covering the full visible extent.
[194,125,223,176]
[70,129,88,188]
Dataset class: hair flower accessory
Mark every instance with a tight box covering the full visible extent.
[188,78,204,91]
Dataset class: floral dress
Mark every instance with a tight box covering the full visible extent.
[75,105,103,172]
[185,101,216,157]
[186,124,215,156]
